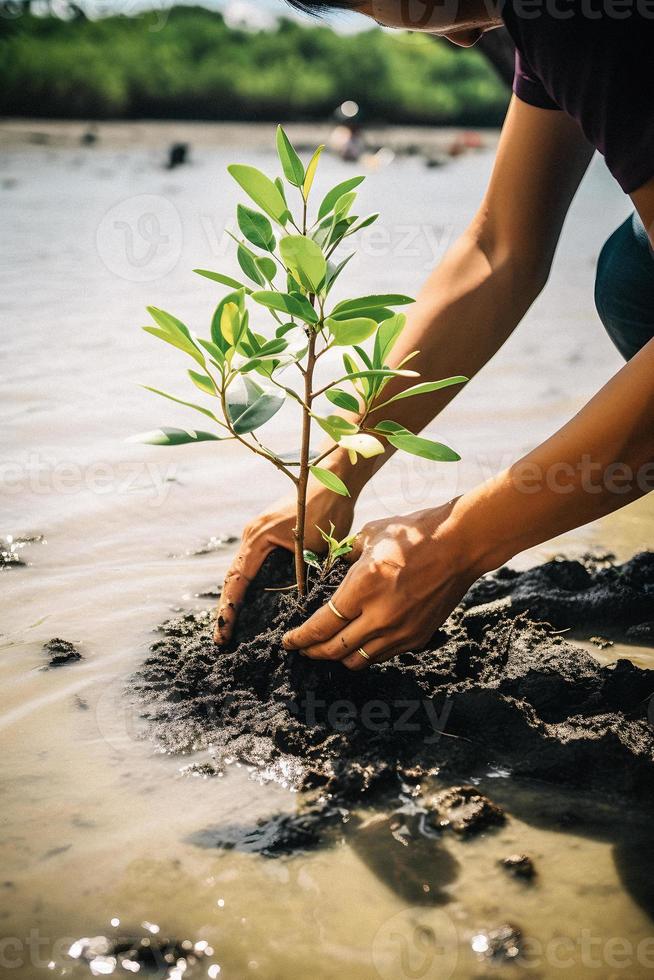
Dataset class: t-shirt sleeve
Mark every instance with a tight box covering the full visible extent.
[512,50,560,111]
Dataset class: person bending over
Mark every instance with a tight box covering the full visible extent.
[215,0,654,668]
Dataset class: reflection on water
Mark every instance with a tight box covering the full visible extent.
[1,123,653,979]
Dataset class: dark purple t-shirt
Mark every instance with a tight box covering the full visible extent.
[501,0,654,193]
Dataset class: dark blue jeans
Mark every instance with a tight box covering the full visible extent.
[595,213,654,360]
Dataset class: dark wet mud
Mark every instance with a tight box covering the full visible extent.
[43,637,83,667]
[135,550,654,820]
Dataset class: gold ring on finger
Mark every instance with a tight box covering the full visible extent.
[357,646,371,662]
[328,599,350,622]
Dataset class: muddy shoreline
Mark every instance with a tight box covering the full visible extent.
[135,551,654,826]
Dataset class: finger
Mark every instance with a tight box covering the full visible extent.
[214,541,271,644]
[301,620,380,661]
[282,572,362,651]
[344,525,375,564]
[341,634,404,672]
[344,530,364,564]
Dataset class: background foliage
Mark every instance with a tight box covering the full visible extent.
[0,8,509,124]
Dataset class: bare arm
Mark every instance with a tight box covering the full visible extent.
[456,336,654,573]
[327,96,595,494]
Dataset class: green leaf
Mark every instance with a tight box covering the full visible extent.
[193,269,250,292]
[340,368,419,384]
[274,176,287,205]
[332,190,357,220]
[373,313,406,368]
[237,244,265,287]
[342,352,360,379]
[375,376,467,408]
[379,425,461,462]
[325,388,360,413]
[144,307,205,368]
[315,414,359,440]
[340,433,385,462]
[251,290,319,324]
[327,216,356,249]
[345,213,380,236]
[325,253,355,293]
[232,391,285,434]
[331,544,355,559]
[302,145,324,199]
[276,125,305,186]
[140,385,218,421]
[257,256,277,283]
[303,549,322,570]
[239,337,289,372]
[254,336,289,357]
[237,204,275,251]
[129,427,225,446]
[329,305,393,324]
[227,164,289,225]
[309,465,350,497]
[197,338,225,368]
[221,300,243,346]
[353,345,373,369]
[188,370,216,396]
[226,376,263,423]
[318,176,365,220]
[333,294,414,315]
[211,291,245,350]
[279,235,326,293]
[326,315,377,347]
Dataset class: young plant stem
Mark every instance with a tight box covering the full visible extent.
[294,328,318,597]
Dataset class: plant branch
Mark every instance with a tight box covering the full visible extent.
[218,379,298,485]
[293,327,318,595]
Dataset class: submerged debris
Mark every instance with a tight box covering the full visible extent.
[170,534,237,559]
[501,853,536,879]
[471,923,522,961]
[590,635,614,649]
[1,533,46,569]
[67,926,219,977]
[43,638,83,668]
[426,785,505,836]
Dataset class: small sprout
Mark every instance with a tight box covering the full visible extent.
[310,522,359,577]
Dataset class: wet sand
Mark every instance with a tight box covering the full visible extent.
[1,122,653,978]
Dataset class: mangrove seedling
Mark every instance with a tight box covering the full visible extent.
[133,128,466,596]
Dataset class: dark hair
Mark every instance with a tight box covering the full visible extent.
[284,0,360,15]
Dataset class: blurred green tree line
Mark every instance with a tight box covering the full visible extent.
[0,7,509,124]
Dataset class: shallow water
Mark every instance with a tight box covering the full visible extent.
[1,123,653,979]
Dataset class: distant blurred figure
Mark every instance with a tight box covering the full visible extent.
[167,142,189,169]
[329,100,364,162]
[81,125,98,146]
[447,131,484,157]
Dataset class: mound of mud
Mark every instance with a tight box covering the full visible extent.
[135,551,654,806]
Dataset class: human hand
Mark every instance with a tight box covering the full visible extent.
[214,486,355,644]
[282,501,482,670]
